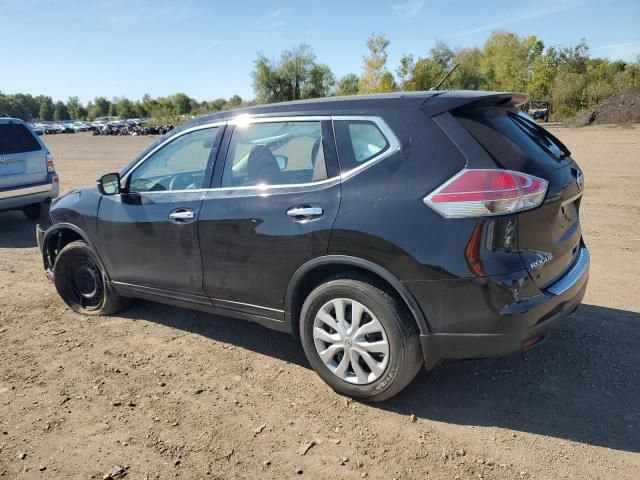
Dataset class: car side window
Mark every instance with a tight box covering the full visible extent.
[333,120,389,173]
[128,127,218,193]
[221,121,326,187]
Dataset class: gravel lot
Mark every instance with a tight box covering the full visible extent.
[1,126,639,479]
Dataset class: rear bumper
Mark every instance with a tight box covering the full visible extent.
[0,176,59,212]
[418,247,590,369]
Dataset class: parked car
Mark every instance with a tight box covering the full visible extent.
[1,117,59,219]
[43,123,59,135]
[61,122,76,133]
[37,91,588,401]
[528,100,550,122]
[30,123,44,135]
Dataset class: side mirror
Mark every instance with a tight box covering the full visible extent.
[97,172,121,195]
[274,155,288,170]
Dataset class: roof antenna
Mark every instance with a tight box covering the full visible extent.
[430,63,459,91]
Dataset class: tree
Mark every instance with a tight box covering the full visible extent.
[67,96,82,119]
[53,101,70,121]
[481,31,543,92]
[170,93,193,115]
[304,64,335,98]
[39,96,54,121]
[227,94,243,108]
[408,58,443,90]
[90,97,111,119]
[335,74,359,95]
[528,48,557,99]
[430,40,455,70]
[252,44,335,103]
[450,48,485,90]
[358,33,393,93]
[0,94,31,119]
[108,100,118,117]
[396,54,415,90]
[117,97,138,119]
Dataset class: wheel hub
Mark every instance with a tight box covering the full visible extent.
[312,298,390,385]
[70,259,104,308]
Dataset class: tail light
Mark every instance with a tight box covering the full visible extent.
[46,154,55,173]
[424,169,548,218]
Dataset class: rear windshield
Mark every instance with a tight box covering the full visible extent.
[455,108,571,171]
[0,123,41,155]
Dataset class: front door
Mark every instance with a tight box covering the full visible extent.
[96,125,223,295]
[198,118,341,317]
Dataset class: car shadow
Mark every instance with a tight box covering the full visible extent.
[121,301,639,453]
[383,304,640,453]
[123,300,309,367]
[0,211,40,248]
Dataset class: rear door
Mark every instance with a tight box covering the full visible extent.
[455,108,584,287]
[0,120,46,189]
[198,118,340,317]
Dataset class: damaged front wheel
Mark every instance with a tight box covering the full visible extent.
[53,240,130,315]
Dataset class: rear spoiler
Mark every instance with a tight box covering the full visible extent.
[422,91,529,117]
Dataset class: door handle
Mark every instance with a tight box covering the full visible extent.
[286,206,324,219]
[169,209,195,223]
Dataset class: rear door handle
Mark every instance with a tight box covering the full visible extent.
[169,208,195,223]
[286,206,324,219]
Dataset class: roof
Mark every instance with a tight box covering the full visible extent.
[189,90,526,127]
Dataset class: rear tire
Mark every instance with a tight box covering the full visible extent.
[300,274,423,401]
[22,202,49,220]
[53,240,130,315]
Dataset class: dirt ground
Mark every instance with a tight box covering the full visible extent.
[1,126,639,479]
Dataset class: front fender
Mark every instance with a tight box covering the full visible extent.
[38,222,110,280]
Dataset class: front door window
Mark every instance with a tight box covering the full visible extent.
[129,126,219,192]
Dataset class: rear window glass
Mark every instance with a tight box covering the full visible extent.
[456,108,570,171]
[0,123,41,154]
[334,120,389,172]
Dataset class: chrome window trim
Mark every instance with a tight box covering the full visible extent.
[120,115,400,194]
[332,116,401,181]
[231,114,332,125]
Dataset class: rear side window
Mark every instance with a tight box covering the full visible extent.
[455,108,571,172]
[334,120,389,172]
[221,121,326,187]
[0,124,41,155]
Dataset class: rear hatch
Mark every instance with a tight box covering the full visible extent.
[454,107,584,288]
[0,120,47,189]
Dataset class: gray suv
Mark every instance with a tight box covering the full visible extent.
[0,117,59,219]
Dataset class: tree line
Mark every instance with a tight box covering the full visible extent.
[0,92,251,122]
[253,31,640,119]
[2,30,639,123]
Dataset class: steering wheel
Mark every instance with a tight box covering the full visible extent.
[169,173,196,191]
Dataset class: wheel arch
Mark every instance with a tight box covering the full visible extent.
[285,255,431,337]
[41,223,110,279]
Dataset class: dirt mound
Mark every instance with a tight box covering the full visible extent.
[567,87,640,126]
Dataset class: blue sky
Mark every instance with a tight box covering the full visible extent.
[1,0,639,103]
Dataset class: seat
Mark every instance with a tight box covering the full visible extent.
[246,144,282,185]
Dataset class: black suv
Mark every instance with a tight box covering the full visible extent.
[37,91,589,401]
